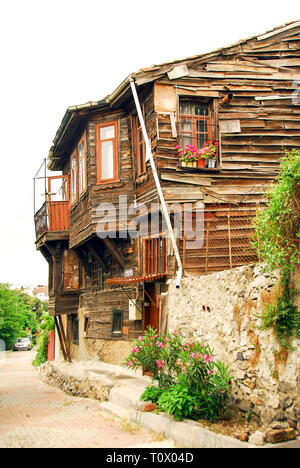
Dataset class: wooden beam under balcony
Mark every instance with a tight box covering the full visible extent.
[102,238,125,270]
[86,240,109,273]
[73,246,92,277]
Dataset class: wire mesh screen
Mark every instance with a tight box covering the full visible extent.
[180,204,259,275]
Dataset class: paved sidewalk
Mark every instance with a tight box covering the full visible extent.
[0,351,164,448]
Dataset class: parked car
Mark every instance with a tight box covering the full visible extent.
[13,338,32,351]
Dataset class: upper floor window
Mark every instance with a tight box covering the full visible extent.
[179,101,213,149]
[78,133,87,195]
[135,116,146,176]
[96,122,118,183]
[144,235,167,276]
[70,150,77,204]
[63,249,79,290]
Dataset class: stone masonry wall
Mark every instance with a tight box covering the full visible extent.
[166,264,300,427]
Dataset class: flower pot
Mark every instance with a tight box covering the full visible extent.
[197,158,206,168]
[181,161,187,167]
[207,159,217,168]
[186,161,194,168]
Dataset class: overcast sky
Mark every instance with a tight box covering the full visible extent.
[0,0,298,287]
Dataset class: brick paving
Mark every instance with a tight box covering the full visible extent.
[0,351,156,448]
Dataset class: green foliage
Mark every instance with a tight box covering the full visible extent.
[124,328,232,421]
[0,284,39,349]
[140,386,166,403]
[260,285,300,349]
[253,149,300,349]
[254,149,300,275]
[32,312,55,367]
[157,384,200,421]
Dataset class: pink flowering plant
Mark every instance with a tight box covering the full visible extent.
[176,141,219,164]
[123,326,182,388]
[124,328,232,421]
[176,144,199,162]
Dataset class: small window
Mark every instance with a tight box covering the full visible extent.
[71,315,79,345]
[63,249,79,290]
[78,133,87,195]
[179,100,213,149]
[92,261,103,287]
[96,122,118,183]
[112,310,122,336]
[135,116,146,176]
[144,236,167,275]
[84,316,90,333]
[70,150,77,204]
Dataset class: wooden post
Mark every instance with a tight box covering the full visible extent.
[205,222,210,273]
[228,213,232,269]
[182,235,186,276]
[58,315,72,362]
[54,316,67,362]
[256,203,261,260]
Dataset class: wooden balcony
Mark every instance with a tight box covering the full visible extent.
[34,175,69,243]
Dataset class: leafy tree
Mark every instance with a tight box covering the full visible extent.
[0,284,39,349]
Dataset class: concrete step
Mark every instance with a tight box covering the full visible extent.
[99,401,131,420]
[109,383,148,410]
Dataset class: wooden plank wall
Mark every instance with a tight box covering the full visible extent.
[134,25,300,207]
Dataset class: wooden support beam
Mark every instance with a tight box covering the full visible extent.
[40,246,52,264]
[57,315,72,362]
[102,238,125,270]
[228,213,233,269]
[73,246,92,277]
[54,316,68,362]
[86,240,109,273]
[54,242,63,295]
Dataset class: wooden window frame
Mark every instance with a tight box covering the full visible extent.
[96,121,119,184]
[112,310,122,336]
[144,235,167,276]
[179,100,214,149]
[63,249,79,291]
[135,116,146,176]
[91,260,103,287]
[70,149,77,205]
[78,132,87,196]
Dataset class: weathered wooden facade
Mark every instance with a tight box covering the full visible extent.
[34,21,300,361]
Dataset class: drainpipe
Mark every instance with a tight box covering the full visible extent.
[130,78,183,288]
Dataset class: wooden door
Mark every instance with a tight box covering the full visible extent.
[143,282,160,333]
[48,175,69,231]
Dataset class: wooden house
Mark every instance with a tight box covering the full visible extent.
[34,21,300,362]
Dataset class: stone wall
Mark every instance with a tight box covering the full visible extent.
[166,264,300,427]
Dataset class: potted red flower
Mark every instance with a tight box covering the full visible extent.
[199,141,218,168]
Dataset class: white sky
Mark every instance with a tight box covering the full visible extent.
[0,0,298,286]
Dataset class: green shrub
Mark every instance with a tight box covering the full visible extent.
[157,384,199,421]
[32,332,49,367]
[140,386,165,403]
[32,312,55,367]
[124,328,232,421]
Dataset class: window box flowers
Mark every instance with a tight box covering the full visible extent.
[176,141,219,169]
[176,145,198,168]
